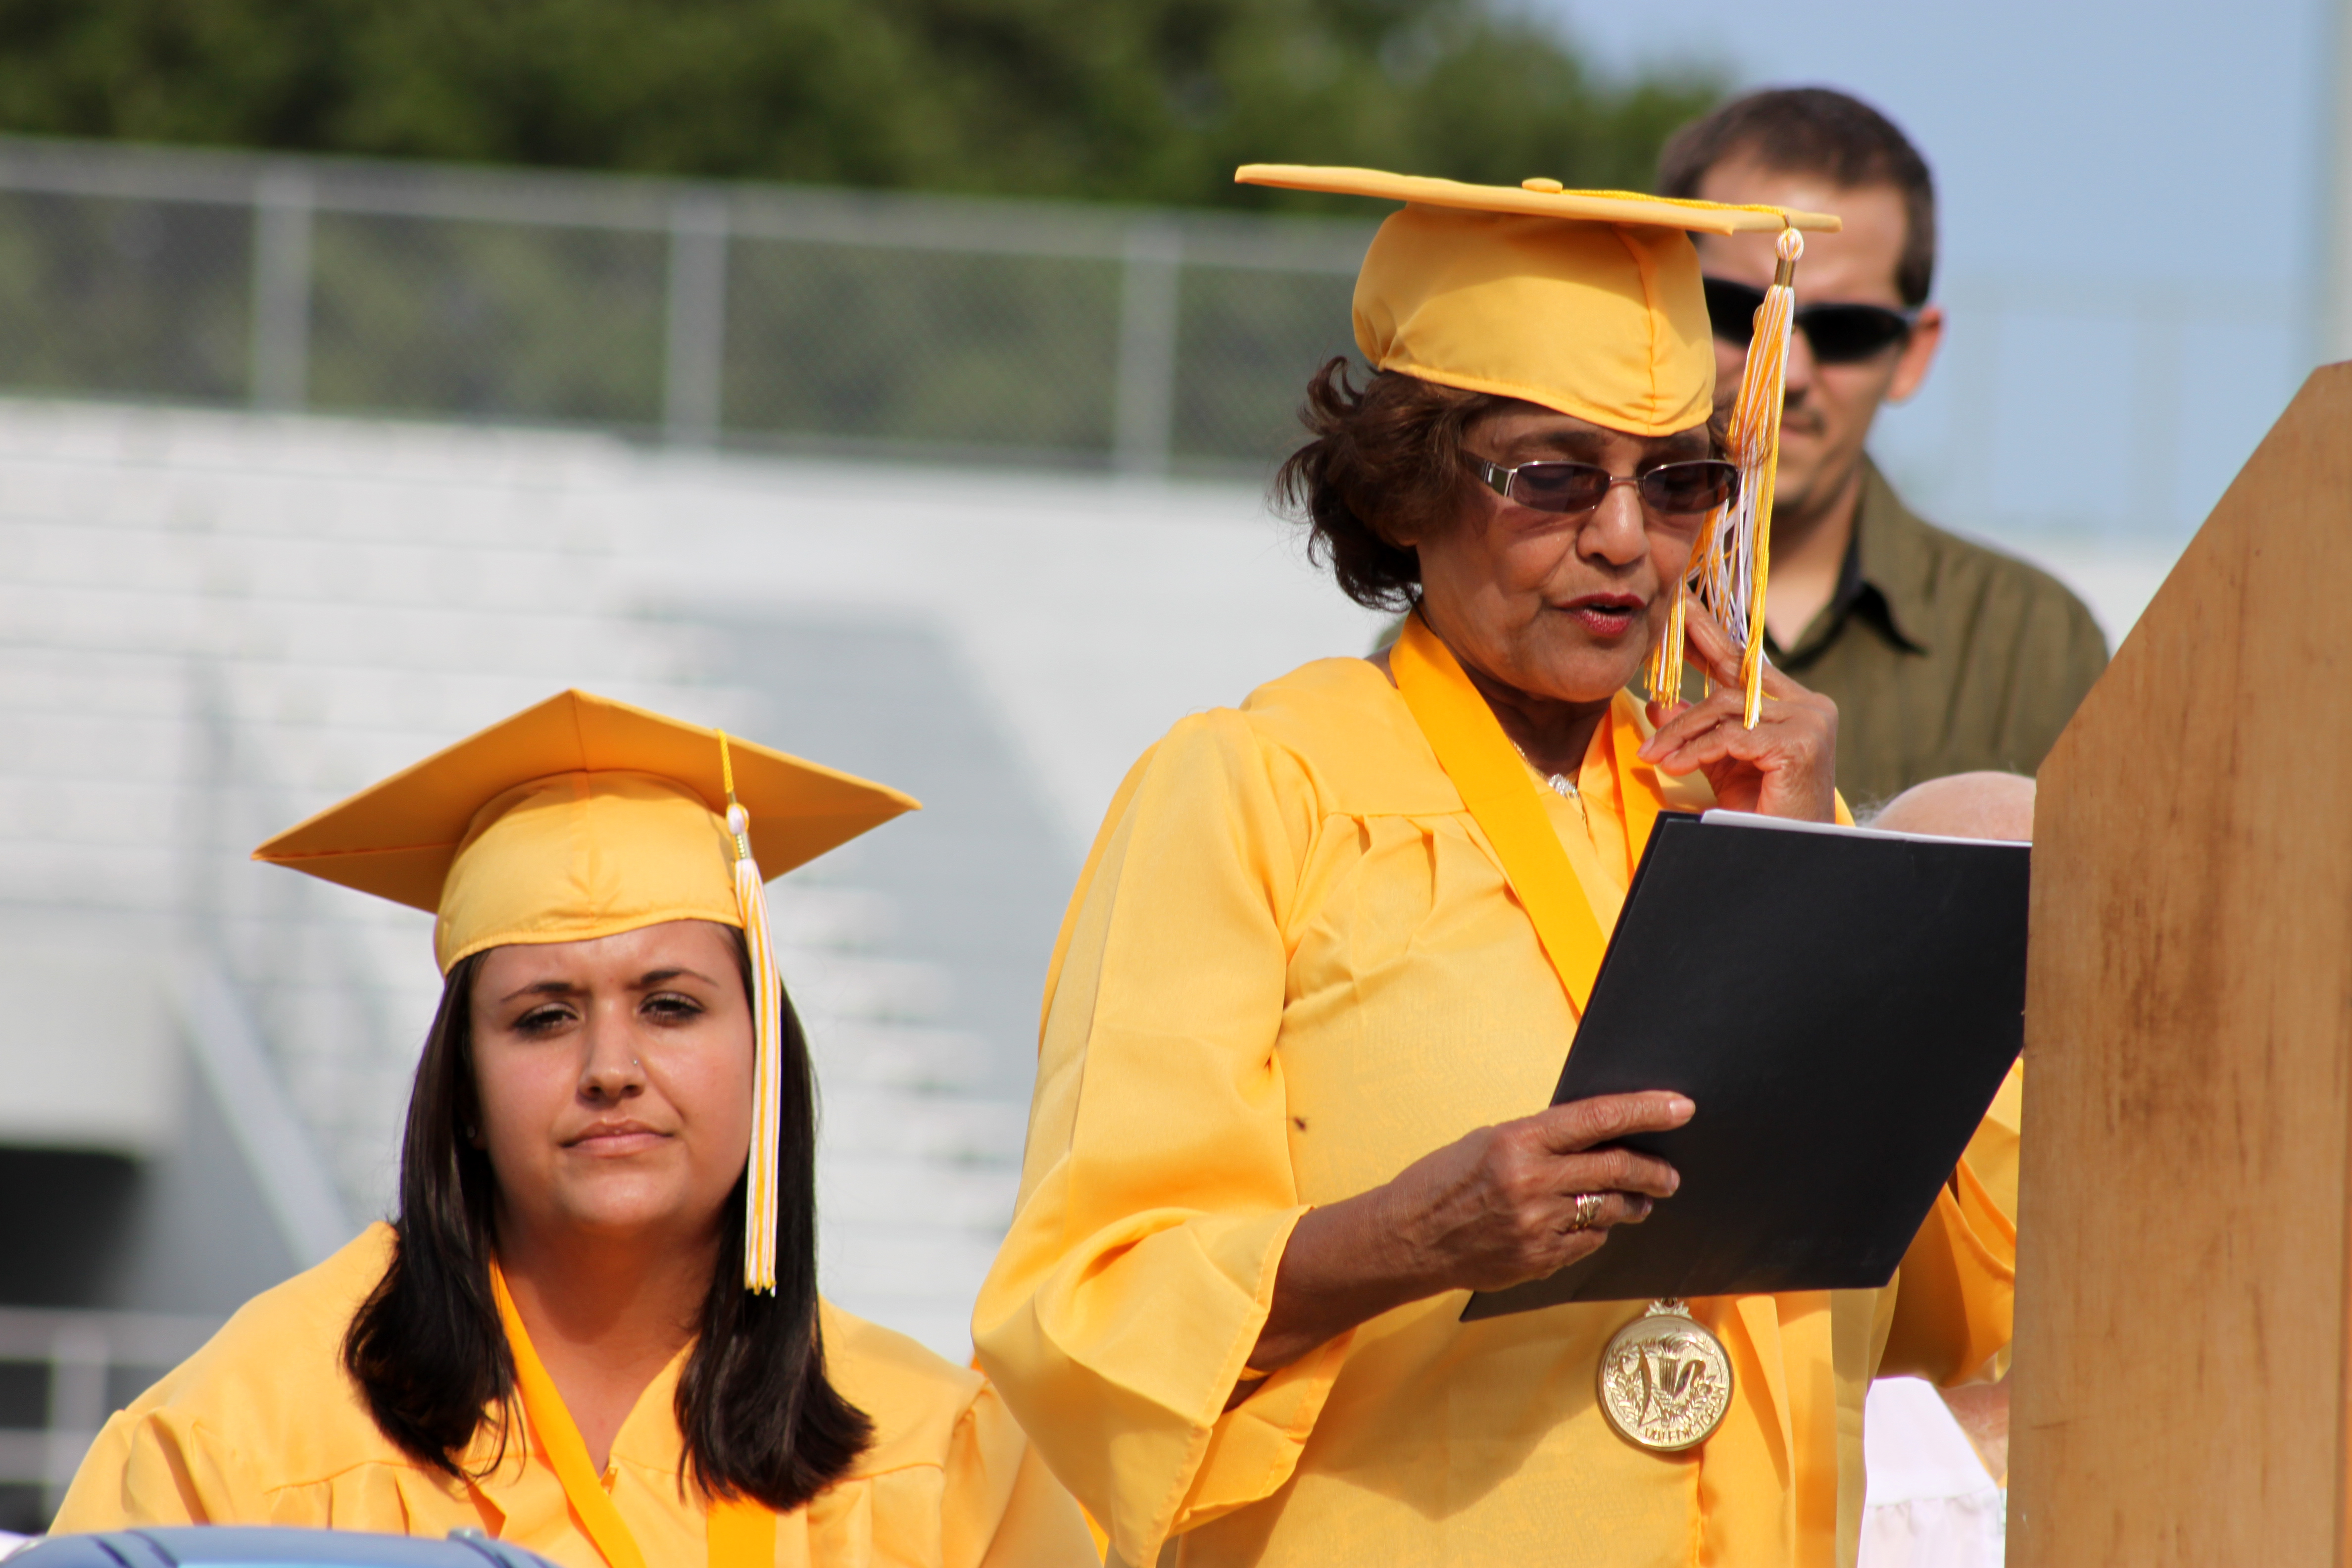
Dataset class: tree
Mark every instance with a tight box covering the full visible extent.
[0,0,1718,205]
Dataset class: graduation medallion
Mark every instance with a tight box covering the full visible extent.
[1597,1300,1733,1452]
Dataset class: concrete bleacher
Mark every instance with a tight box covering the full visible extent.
[0,389,2180,1372]
[0,403,712,1229]
[0,395,1385,1361]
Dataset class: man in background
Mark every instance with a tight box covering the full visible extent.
[1658,88,2107,806]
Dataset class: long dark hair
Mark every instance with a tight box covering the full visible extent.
[342,926,872,1509]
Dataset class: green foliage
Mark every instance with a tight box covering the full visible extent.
[0,0,1723,463]
[0,0,1719,206]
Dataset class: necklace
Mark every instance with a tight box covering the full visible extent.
[1391,619,1731,1454]
[1507,735,1592,828]
[1513,744,1733,1452]
[1544,770,1591,827]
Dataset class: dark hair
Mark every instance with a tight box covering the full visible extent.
[342,927,871,1509]
[1274,358,1519,611]
[1275,358,1733,611]
[1656,87,1937,307]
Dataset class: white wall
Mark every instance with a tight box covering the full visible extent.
[0,397,1388,1353]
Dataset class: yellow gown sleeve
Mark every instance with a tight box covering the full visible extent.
[1877,1058,2023,1386]
[931,1384,1099,1568]
[973,711,1342,1568]
[54,1406,274,1530]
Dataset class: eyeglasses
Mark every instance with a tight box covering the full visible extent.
[1468,455,1739,518]
[1703,276,1921,365]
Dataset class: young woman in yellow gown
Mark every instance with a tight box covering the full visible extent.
[57,690,1094,1568]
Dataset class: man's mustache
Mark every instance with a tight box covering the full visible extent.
[1777,399,1828,440]
[1710,392,1829,441]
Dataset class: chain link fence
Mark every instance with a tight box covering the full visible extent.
[0,133,2303,532]
[0,136,1367,476]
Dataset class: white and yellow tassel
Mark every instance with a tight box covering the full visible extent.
[719,732,783,1294]
[1646,225,1804,728]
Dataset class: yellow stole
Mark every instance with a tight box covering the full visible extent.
[1388,610,1667,1012]
[490,1263,777,1568]
[1389,609,1829,1559]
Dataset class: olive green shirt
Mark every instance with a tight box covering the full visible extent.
[1769,461,2109,809]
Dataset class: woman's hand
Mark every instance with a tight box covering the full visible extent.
[1375,1091,1691,1292]
[1638,603,1838,821]
[1245,1091,1692,1376]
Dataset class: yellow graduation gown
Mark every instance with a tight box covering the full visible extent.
[973,655,2018,1568]
[56,1225,1095,1568]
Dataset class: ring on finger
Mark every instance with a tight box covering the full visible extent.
[1567,1191,1606,1231]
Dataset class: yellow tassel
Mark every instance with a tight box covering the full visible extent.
[1678,225,1801,729]
[720,732,782,1294]
[1644,540,1701,704]
[1738,230,1802,727]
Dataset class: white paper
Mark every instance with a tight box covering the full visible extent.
[1698,808,2025,852]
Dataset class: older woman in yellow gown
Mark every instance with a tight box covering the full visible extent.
[56,691,1094,1568]
[974,169,2019,1568]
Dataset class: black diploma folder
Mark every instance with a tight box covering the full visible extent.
[1462,809,2029,1320]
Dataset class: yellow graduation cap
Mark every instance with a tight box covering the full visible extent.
[1236,164,1844,724]
[252,688,920,1292]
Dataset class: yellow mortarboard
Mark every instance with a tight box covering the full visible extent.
[1237,165,1837,433]
[252,688,920,1292]
[1235,163,1843,724]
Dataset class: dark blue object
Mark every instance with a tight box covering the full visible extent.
[12,1527,558,1568]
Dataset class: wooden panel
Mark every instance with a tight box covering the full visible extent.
[2010,363,2352,1565]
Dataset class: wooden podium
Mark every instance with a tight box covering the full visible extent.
[2010,363,2352,1563]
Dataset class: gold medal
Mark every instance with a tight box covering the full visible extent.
[1597,1299,1733,1451]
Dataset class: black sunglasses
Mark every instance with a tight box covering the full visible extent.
[1703,276,1921,365]
[1469,455,1739,518]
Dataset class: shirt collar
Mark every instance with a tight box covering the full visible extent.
[1848,458,1935,654]
[1769,458,1933,661]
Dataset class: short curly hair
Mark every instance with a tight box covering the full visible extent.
[1276,358,1729,611]
[1273,359,1518,612]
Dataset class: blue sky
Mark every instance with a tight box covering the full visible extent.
[1527,0,2336,541]
[1538,0,2332,290]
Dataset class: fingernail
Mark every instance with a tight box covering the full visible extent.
[1668,1096,1694,1117]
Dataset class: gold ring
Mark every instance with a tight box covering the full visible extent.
[1568,1192,1606,1231]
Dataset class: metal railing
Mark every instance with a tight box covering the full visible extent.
[0,135,1369,475]
[0,1307,218,1514]
[0,132,2307,527]
[176,664,440,1234]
